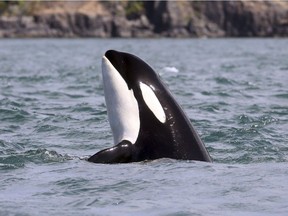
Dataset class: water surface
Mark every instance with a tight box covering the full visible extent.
[0,39,287,215]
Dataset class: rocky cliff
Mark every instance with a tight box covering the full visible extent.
[0,1,287,38]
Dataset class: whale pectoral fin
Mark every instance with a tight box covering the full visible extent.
[87,140,133,163]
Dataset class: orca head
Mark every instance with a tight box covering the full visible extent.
[102,50,167,145]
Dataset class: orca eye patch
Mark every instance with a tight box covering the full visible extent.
[139,82,166,123]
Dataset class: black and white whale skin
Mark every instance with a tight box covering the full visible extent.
[88,50,212,163]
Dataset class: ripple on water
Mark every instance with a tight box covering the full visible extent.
[0,149,72,170]
[237,114,279,127]
[0,139,25,155]
[274,93,288,99]
[214,77,235,85]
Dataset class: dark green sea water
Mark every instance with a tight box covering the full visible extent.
[0,39,287,215]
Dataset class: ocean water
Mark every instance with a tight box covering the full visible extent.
[0,38,287,216]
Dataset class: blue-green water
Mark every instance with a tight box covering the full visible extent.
[0,39,287,215]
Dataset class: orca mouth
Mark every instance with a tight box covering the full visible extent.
[105,50,122,68]
[102,50,141,145]
[105,50,130,87]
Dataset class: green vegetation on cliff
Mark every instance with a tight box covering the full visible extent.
[0,1,42,17]
[125,1,144,19]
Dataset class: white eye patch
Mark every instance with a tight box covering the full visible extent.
[140,82,166,123]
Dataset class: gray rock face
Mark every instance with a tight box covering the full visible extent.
[0,1,287,38]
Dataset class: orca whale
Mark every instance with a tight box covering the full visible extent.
[88,50,212,163]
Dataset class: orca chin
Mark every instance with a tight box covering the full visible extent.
[88,50,212,163]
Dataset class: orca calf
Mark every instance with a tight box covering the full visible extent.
[88,50,212,163]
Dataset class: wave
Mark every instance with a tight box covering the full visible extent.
[0,149,74,170]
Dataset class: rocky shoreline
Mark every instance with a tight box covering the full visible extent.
[0,1,288,38]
